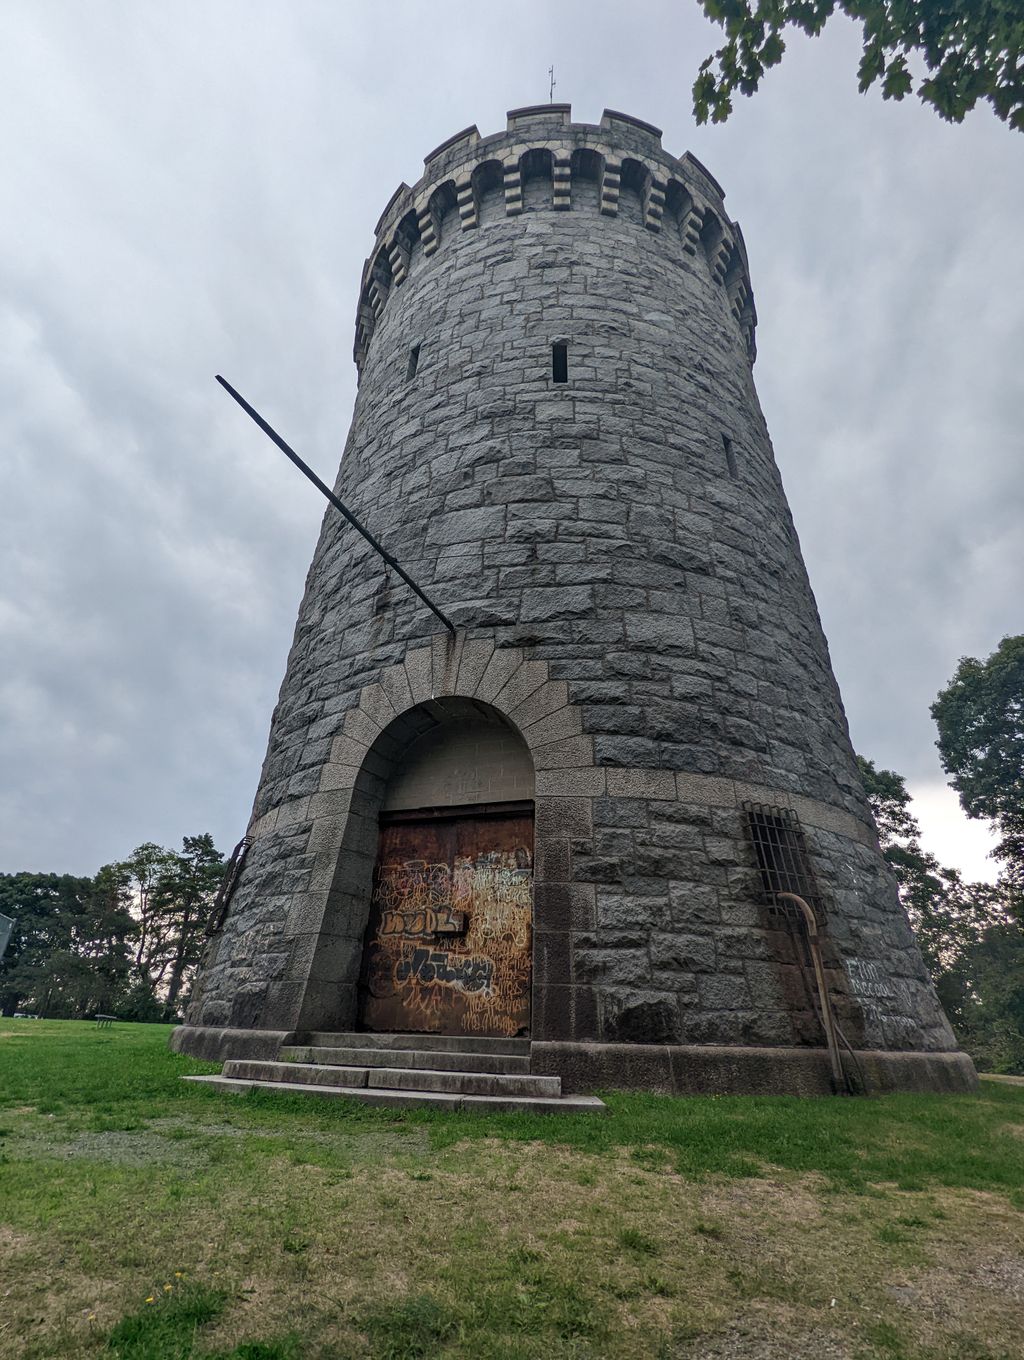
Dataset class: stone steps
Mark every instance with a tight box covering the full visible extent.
[225,1059,561,1099]
[183,1032,605,1114]
[303,1031,531,1056]
[281,1044,532,1075]
[183,1073,605,1115]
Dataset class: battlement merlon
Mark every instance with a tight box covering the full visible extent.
[353,106,757,373]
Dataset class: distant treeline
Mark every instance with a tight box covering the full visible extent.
[0,835,224,1022]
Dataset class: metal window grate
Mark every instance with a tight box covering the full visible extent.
[742,801,824,924]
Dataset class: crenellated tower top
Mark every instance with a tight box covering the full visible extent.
[354,105,757,374]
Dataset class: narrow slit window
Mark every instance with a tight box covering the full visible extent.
[723,433,738,479]
[406,344,421,381]
[552,342,568,384]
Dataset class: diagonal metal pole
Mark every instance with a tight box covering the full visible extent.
[216,375,455,636]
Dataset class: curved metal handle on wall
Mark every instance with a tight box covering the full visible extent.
[775,892,851,1095]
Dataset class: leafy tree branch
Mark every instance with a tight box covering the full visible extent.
[693,1,1024,130]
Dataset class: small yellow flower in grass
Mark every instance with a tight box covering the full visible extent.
[174,1271,184,1278]
[87,1314,96,1322]
[145,1297,154,1305]
[163,1284,173,1292]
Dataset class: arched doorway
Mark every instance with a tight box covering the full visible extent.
[357,701,535,1038]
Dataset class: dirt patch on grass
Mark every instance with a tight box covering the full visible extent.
[4,1126,212,1170]
[965,1253,1024,1301]
[0,1223,39,1253]
[865,1187,1024,1356]
[0,1223,127,1360]
[672,1325,854,1359]
[3,1112,431,1174]
[64,1129,214,1168]
[145,1114,430,1157]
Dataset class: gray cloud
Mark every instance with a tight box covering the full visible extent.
[1,1,1020,873]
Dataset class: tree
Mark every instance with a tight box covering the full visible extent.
[693,2,1024,131]
[932,635,1024,915]
[154,834,225,1016]
[857,755,1004,976]
[0,872,135,1018]
[952,922,1024,1072]
[0,832,224,1022]
[112,834,225,1019]
[113,841,178,999]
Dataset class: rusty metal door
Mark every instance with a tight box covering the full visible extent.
[358,804,534,1037]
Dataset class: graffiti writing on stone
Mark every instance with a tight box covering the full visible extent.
[846,958,892,1002]
[845,957,893,1031]
[844,956,918,1045]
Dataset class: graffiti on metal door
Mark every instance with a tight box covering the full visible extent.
[359,811,533,1037]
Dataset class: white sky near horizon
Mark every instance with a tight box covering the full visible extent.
[906,782,1000,883]
[0,2,1020,882]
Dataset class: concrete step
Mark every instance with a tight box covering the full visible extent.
[183,1073,605,1115]
[302,1031,531,1056]
[223,1059,561,1099]
[281,1045,532,1075]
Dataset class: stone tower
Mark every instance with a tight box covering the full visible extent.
[175,106,974,1098]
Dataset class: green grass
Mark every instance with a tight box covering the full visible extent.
[5,1017,1024,1193]
[2,1021,1024,1359]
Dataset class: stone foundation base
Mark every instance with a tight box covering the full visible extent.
[172,1026,977,1096]
[170,1025,296,1063]
[531,1041,978,1097]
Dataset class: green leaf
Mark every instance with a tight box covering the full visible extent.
[858,40,886,92]
[761,32,786,67]
[881,55,914,100]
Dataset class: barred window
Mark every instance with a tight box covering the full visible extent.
[743,802,823,923]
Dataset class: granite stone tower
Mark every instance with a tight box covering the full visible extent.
[175,106,975,1100]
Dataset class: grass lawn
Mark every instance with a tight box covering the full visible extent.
[1,1023,1023,1360]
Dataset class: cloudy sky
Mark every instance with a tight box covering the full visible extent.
[1,2,1020,881]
